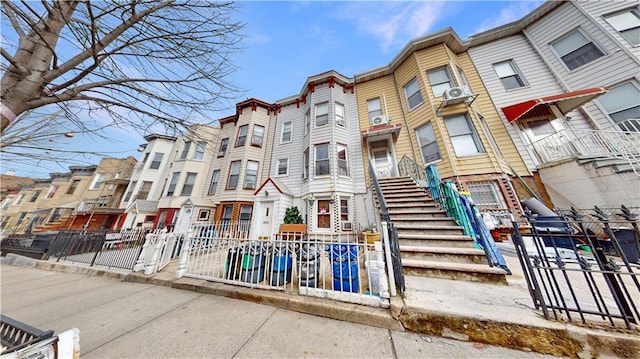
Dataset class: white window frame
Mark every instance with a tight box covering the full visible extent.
[252,125,265,147]
[303,148,309,180]
[44,185,57,199]
[281,121,292,143]
[180,172,197,196]
[467,181,508,211]
[403,78,423,110]
[315,102,329,127]
[180,141,191,159]
[276,158,289,176]
[218,138,229,157]
[193,141,206,160]
[337,144,349,176]
[208,170,220,195]
[90,173,105,190]
[236,125,248,147]
[335,102,345,127]
[227,161,241,189]
[149,153,164,169]
[427,66,454,97]
[493,60,527,90]
[416,123,441,164]
[550,28,605,71]
[444,113,484,157]
[367,98,383,122]
[597,81,640,129]
[167,172,180,196]
[605,9,640,46]
[314,143,330,176]
[305,110,310,135]
[244,161,259,190]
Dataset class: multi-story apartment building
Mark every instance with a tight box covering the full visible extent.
[354,29,532,217]
[154,125,220,232]
[250,71,368,238]
[467,0,640,208]
[204,99,273,229]
[119,134,177,229]
[2,157,136,233]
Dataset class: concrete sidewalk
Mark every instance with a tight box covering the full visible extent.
[3,251,638,358]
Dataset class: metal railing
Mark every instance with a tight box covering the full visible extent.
[0,315,53,354]
[425,164,511,273]
[175,226,392,307]
[531,126,640,175]
[511,205,639,330]
[369,161,404,295]
[397,155,428,187]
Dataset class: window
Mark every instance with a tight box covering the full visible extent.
[252,125,264,147]
[340,198,349,221]
[444,113,484,157]
[221,205,233,223]
[467,181,507,210]
[66,180,80,195]
[335,102,345,126]
[29,190,41,202]
[140,153,150,167]
[404,78,423,110]
[240,205,253,221]
[244,161,258,189]
[137,181,152,200]
[316,102,328,126]
[208,170,220,194]
[303,148,309,179]
[123,181,136,202]
[525,119,556,137]
[281,122,292,143]
[551,29,604,70]
[180,172,197,196]
[416,123,441,163]
[367,98,383,122]
[227,161,241,189]
[598,82,640,130]
[493,60,526,90]
[90,173,105,190]
[305,110,311,134]
[277,158,289,176]
[427,66,454,97]
[605,9,640,46]
[193,141,206,160]
[180,141,191,159]
[317,200,331,229]
[13,194,24,205]
[149,153,163,169]
[218,138,229,157]
[236,125,248,147]
[45,185,57,199]
[457,66,471,95]
[315,143,330,176]
[198,210,210,221]
[167,172,180,196]
[337,144,348,176]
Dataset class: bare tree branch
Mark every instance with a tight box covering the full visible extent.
[1,0,244,141]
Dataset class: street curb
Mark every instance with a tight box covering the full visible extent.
[6,255,639,358]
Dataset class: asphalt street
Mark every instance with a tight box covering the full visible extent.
[1,263,563,359]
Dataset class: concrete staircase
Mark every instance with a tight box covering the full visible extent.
[377,177,507,285]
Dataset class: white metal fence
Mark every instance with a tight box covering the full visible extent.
[174,222,391,308]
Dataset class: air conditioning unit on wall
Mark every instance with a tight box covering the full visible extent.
[341,222,353,231]
[443,87,470,105]
[372,115,388,125]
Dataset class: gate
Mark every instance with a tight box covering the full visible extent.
[511,206,639,330]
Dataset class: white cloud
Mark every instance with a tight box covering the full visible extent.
[474,1,544,34]
[336,2,446,52]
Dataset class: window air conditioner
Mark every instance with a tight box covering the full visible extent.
[341,222,353,231]
[218,151,225,157]
[372,115,388,125]
[336,118,345,126]
[443,87,470,105]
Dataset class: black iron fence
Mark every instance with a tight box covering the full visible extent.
[1,229,148,270]
[511,205,639,330]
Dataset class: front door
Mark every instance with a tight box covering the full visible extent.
[370,141,393,178]
[257,201,274,239]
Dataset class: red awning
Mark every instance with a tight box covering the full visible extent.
[361,123,402,138]
[502,87,608,123]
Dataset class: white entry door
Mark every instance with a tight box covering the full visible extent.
[257,201,274,239]
[371,146,392,178]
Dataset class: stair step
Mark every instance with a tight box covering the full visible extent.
[398,234,476,248]
[388,208,447,216]
[391,217,457,226]
[401,259,507,285]
[394,224,463,236]
[399,245,487,264]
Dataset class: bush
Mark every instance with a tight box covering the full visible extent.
[283,206,303,224]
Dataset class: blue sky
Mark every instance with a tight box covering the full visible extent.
[4,0,543,178]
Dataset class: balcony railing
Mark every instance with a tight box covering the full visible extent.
[531,124,640,175]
